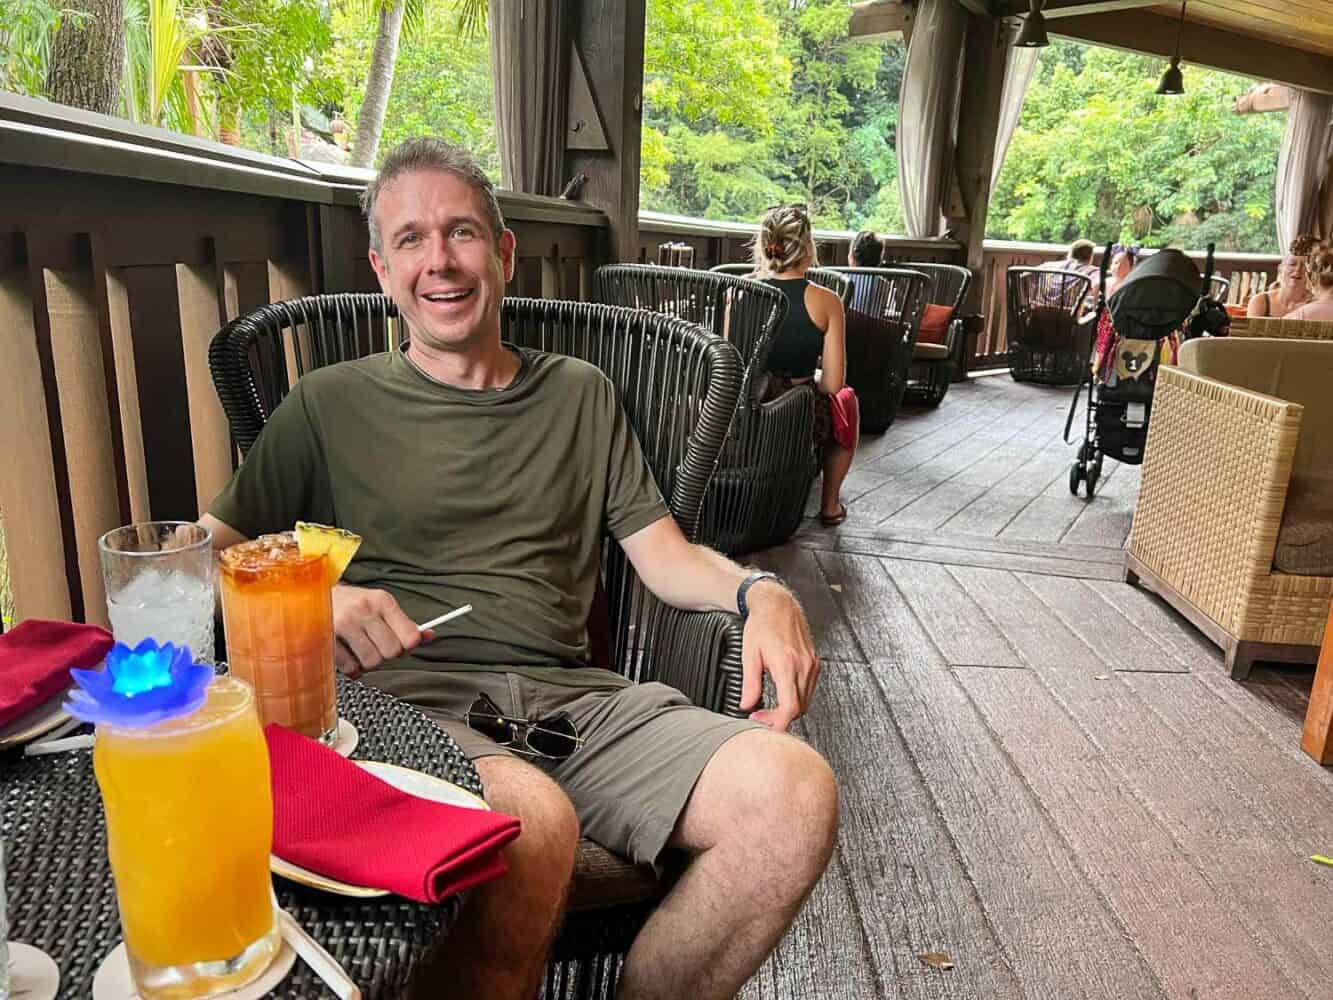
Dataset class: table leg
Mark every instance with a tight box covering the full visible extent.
[1300,600,1333,765]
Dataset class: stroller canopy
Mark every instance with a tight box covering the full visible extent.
[1107,248,1201,341]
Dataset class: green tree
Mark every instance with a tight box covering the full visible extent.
[989,41,1284,252]
[327,0,497,172]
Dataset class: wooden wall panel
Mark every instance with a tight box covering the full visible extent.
[43,268,121,627]
[103,268,151,523]
[0,271,72,622]
[177,263,233,514]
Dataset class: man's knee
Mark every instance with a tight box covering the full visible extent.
[714,733,839,867]
[478,756,580,881]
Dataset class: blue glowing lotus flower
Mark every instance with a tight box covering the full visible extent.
[65,638,213,728]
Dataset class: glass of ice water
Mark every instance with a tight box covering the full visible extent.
[98,522,215,664]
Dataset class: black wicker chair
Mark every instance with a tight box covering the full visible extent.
[1006,267,1094,385]
[899,262,971,407]
[208,293,746,1000]
[825,267,929,431]
[596,264,821,555]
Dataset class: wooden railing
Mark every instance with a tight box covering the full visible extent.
[975,241,1282,370]
[0,95,606,628]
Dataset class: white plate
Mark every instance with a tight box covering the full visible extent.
[270,761,489,897]
[0,689,73,750]
[7,941,60,1000]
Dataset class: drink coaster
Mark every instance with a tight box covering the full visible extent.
[6,941,60,1000]
[332,718,358,757]
[91,937,296,999]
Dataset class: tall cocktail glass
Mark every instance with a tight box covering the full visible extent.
[95,675,279,998]
[219,533,337,743]
[99,522,215,664]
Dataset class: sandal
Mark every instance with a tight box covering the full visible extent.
[819,503,848,527]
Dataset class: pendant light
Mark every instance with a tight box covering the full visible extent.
[1015,0,1049,48]
[1156,0,1187,95]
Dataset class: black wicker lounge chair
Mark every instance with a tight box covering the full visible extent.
[899,262,971,407]
[1006,266,1094,385]
[596,264,823,555]
[208,293,745,1000]
[825,267,929,430]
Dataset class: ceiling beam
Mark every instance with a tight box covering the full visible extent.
[991,0,1159,16]
[848,0,913,40]
[1233,83,1290,114]
[1051,9,1333,94]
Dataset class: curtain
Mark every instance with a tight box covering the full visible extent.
[990,45,1038,193]
[897,0,967,238]
[490,0,569,195]
[1276,88,1333,250]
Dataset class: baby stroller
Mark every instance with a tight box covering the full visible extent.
[1064,243,1229,499]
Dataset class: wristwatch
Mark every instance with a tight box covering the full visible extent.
[736,571,782,621]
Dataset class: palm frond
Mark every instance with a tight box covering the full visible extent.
[452,0,487,39]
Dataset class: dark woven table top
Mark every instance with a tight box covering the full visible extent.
[0,677,483,999]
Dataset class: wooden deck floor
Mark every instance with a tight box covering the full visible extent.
[741,375,1332,1000]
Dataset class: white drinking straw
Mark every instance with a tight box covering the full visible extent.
[417,604,473,633]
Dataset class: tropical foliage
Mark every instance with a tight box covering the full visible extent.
[0,0,1285,250]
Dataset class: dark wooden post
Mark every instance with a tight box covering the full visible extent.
[945,13,1009,315]
[565,0,647,264]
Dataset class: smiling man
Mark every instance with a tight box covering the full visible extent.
[200,138,837,1000]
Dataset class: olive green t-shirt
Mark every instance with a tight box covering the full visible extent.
[209,345,669,686]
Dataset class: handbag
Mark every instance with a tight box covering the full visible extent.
[829,385,859,450]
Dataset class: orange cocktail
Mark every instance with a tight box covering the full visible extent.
[95,675,279,997]
[220,533,337,743]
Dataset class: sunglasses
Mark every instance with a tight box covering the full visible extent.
[766,202,809,215]
[464,691,583,760]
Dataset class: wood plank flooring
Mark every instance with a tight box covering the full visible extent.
[742,376,1332,1000]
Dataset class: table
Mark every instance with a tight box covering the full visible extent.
[0,678,483,998]
[1301,598,1333,764]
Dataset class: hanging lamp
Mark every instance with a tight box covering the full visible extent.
[1015,0,1049,48]
[1156,0,1187,95]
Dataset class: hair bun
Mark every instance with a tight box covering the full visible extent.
[1290,234,1318,257]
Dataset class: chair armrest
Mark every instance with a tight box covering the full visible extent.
[638,602,746,717]
[1129,366,1304,633]
[729,382,816,464]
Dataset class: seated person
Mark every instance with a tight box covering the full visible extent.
[845,229,884,310]
[1040,238,1098,278]
[200,139,838,1000]
[1286,240,1333,322]
[753,204,855,526]
[1248,235,1315,318]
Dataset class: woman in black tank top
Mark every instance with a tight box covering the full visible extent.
[753,204,855,526]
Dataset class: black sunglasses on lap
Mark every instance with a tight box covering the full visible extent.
[464,691,583,760]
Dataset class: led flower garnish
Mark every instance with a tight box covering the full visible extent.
[65,638,213,727]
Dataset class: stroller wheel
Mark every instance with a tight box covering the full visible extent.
[1069,461,1083,496]
[1085,462,1099,500]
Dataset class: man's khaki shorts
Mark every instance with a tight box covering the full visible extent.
[365,668,763,869]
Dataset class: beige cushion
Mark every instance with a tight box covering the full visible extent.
[1177,338,1333,483]
[1273,475,1333,576]
[913,341,950,361]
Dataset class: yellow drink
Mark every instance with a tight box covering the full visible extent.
[94,676,279,998]
[220,534,337,743]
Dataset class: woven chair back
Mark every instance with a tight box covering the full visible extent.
[807,268,853,309]
[595,264,785,405]
[901,262,972,313]
[1007,267,1092,351]
[210,293,742,677]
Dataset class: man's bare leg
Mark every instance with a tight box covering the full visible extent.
[423,756,579,1000]
[616,730,838,1000]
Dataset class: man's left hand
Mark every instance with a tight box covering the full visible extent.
[739,581,819,732]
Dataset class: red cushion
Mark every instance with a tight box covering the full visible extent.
[918,304,955,345]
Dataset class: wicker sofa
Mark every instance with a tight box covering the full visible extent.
[1125,336,1333,679]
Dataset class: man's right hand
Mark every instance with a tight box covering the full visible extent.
[332,584,432,678]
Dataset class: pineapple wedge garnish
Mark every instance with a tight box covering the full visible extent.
[294,522,362,582]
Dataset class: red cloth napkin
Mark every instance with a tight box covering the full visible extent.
[0,619,113,728]
[265,724,521,903]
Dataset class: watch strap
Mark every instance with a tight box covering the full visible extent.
[737,571,781,621]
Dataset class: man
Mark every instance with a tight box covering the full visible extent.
[1040,238,1098,277]
[201,138,838,1000]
